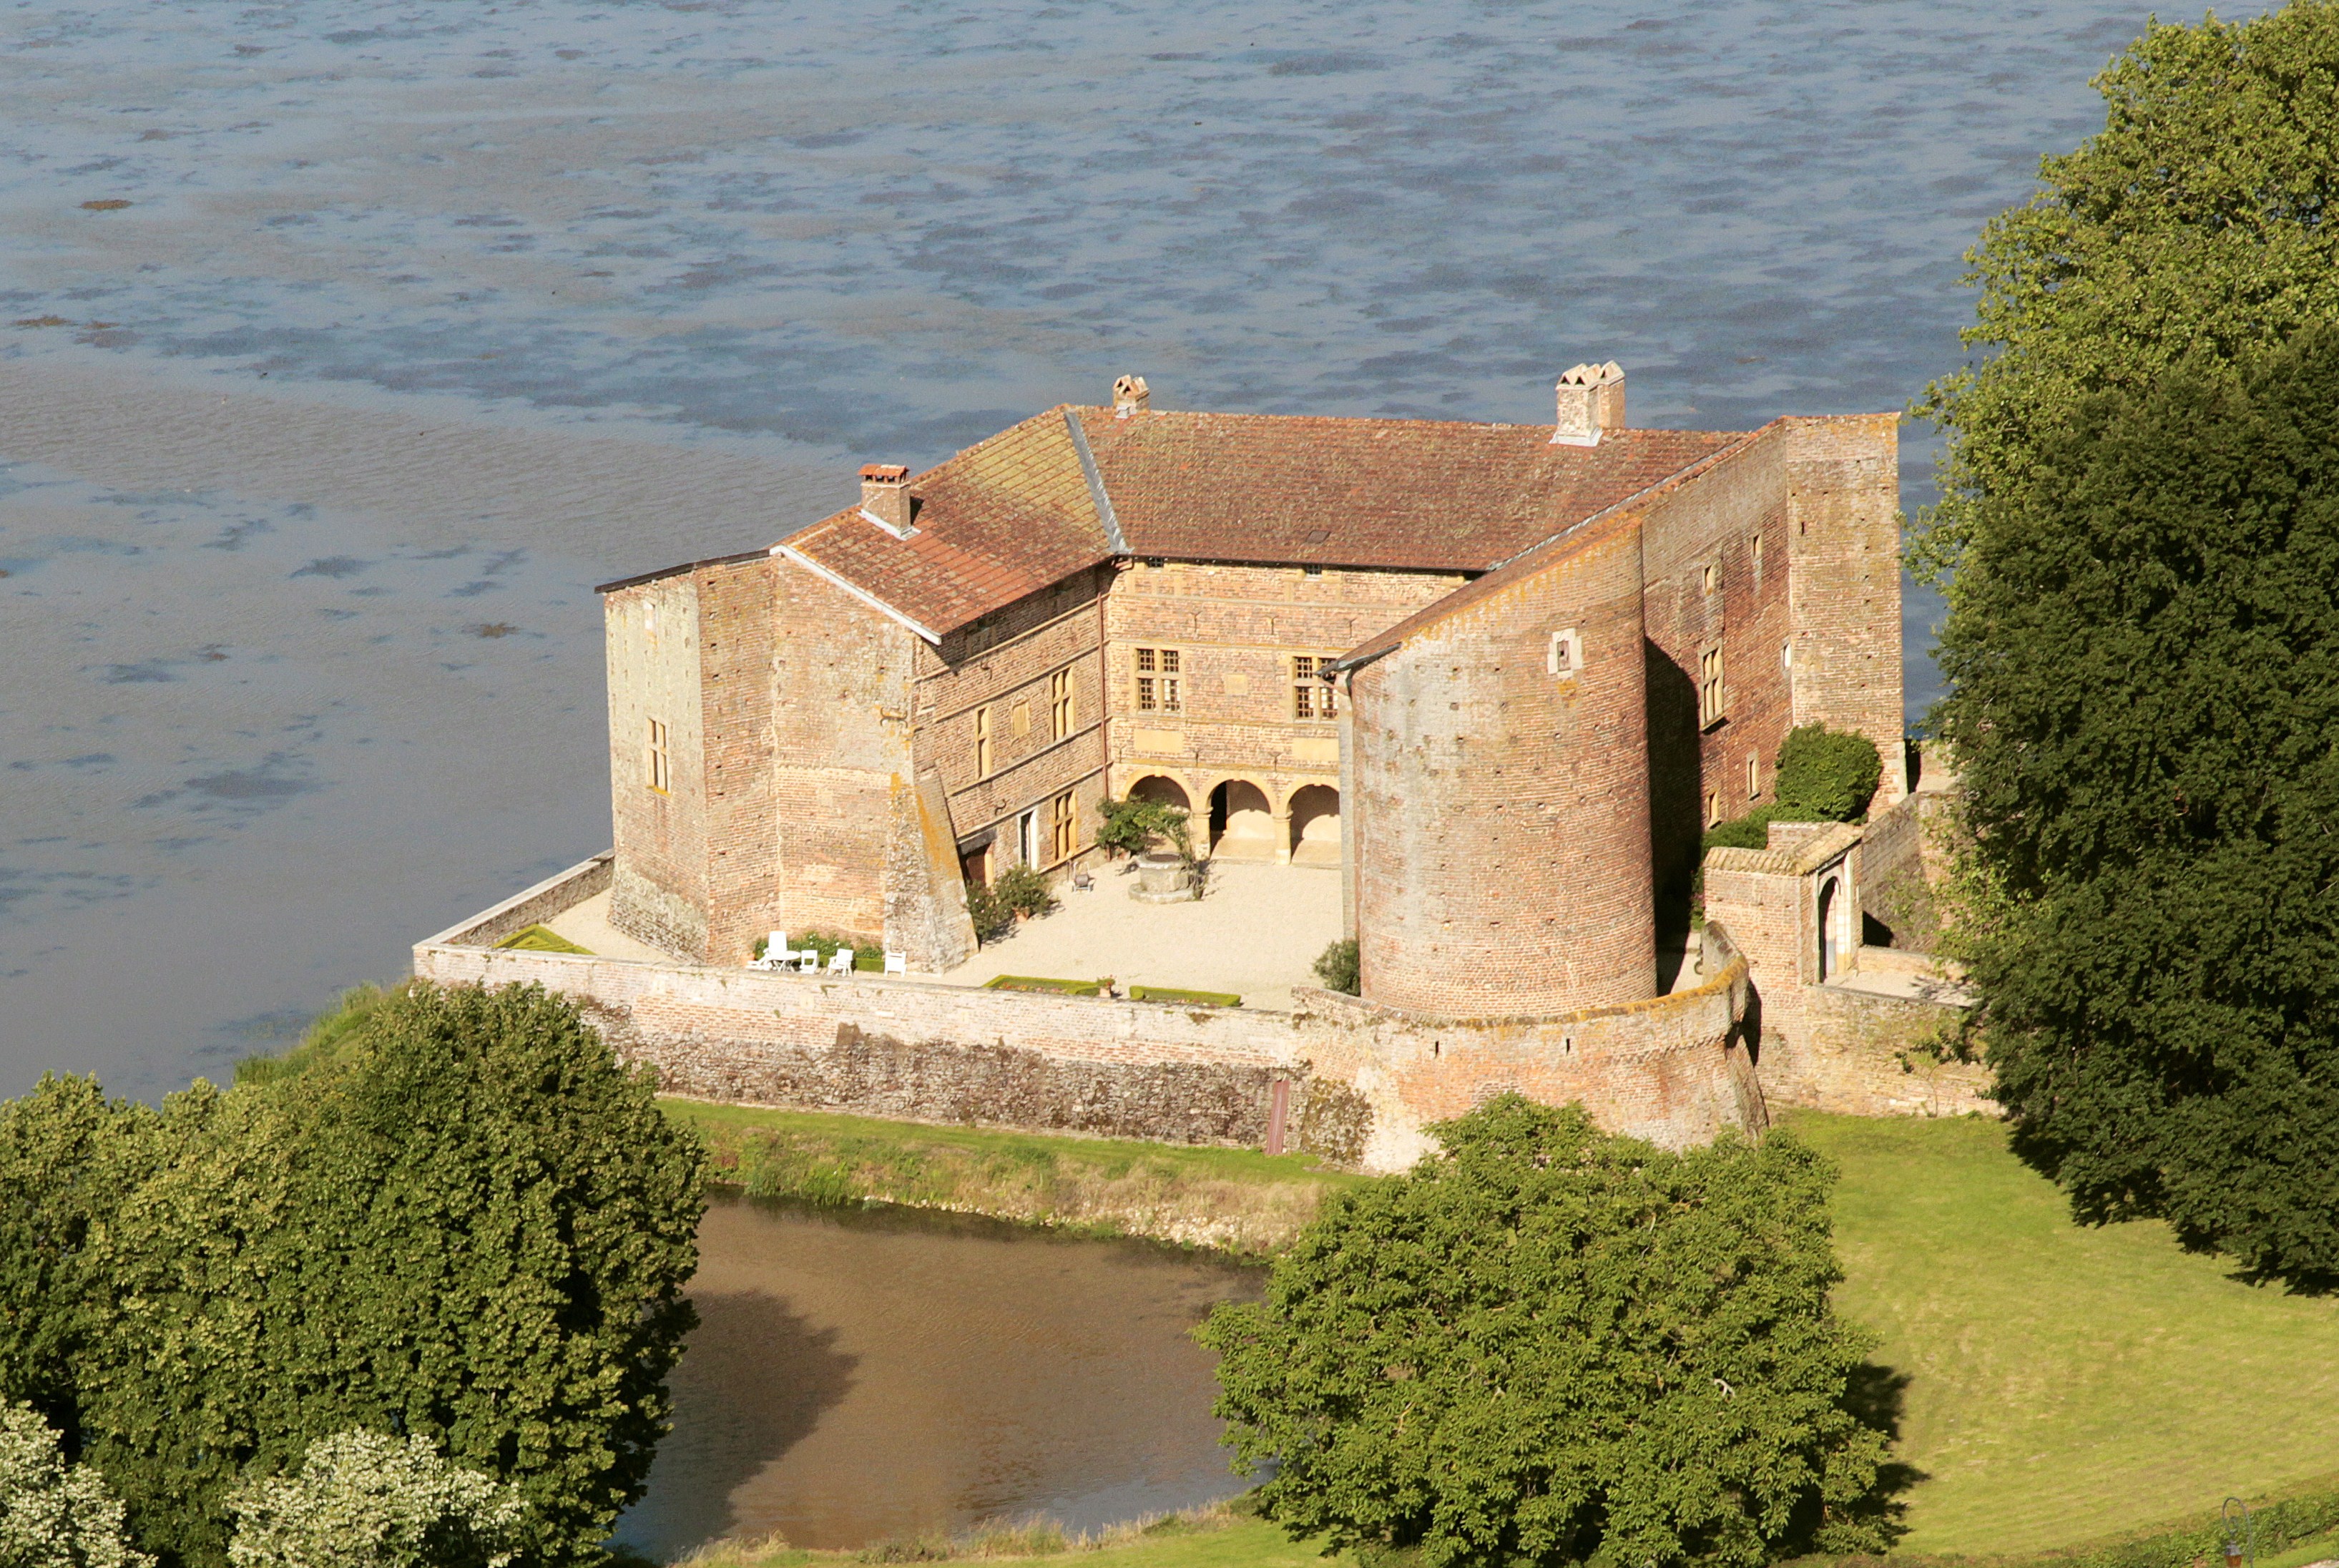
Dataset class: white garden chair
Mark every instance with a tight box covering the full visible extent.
[750,931,789,970]
[883,950,906,975]
[826,948,854,975]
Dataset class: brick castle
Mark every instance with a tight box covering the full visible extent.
[593,364,1906,1024]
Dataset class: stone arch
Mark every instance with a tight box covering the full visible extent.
[1287,783,1340,867]
[1207,778,1276,861]
[1128,773,1191,813]
[1818,873,1843,981]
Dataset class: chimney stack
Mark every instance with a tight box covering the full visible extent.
[1112,373,1150,417]
[858,463,914,537]
[1551,362,1626,446]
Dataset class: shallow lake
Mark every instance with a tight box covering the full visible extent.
[615,1194,1262,1559]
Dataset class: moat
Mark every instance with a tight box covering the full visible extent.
[614,1193,1261,1558]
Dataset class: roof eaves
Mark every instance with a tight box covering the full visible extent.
[773,542,943,645]
[1330,428,1768,671]
[594,549,771,597]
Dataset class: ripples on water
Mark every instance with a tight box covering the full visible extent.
[0,0,2249,1091]
[622,1193,1261,1557]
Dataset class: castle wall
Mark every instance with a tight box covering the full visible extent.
[915,568,1111,879]
[1785,414,1908,804]
[1103,559,1461,858]
[1637,427,1797,902]
[1349,513,1655,1015]
[605,572,712,959]
[414,858,1768,1174]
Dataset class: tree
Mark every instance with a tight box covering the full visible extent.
[0,1402,151,1568]
[1931,329,2339,1283]
[1095,795,1193,860]
[1197,1097,1896,1568]
[1772,726,1881,823]
[1911,1,2339,589]
[225,1430,526,1568]
[66,982,705,1567]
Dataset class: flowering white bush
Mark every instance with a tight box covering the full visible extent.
[0,1401,152,1568]
[226,1430,527,1568]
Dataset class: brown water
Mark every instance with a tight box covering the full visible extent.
[614,1194,1262,1559]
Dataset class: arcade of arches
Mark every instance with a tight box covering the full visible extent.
[1124,773,1340,867]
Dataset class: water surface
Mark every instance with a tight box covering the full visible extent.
[621,1193,1260,1557]
[0,0,2272,1094]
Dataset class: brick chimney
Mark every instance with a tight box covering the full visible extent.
[858,463,914,537]
[1551,362,1626,447]
[1112,373,1150,417]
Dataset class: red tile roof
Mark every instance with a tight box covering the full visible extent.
[780,403,1743,638]
[1078,408,1737,572]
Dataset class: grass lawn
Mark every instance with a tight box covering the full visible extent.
[1790,1111,2339,1554]
[660,1099,1365,1253]
[676,1514,1337,1568]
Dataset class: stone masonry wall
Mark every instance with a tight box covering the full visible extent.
[916,566,1112,877]
[1637,426,1795,902]
[414,860,1770,1173]
[1351,511,1656,1015]
[1104,558,1462,846]
[1785,415,1908,805]
[605,573,711,959]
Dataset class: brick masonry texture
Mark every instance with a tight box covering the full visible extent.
[558,386,1952,1164]
[414,859,1778,1175]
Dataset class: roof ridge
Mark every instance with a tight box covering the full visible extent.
[1061,409,1127,554]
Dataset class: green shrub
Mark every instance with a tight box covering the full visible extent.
[1200,1096,1898,1568]
[991,865,1057,920]
[982,976,1109,997]
[1312,939,1360,996]
[965,882,1013,943]
[225,1429,526,1568]
[1772,724,1883,822]
[1096,795,1194,858]
[1128,986,1241,1008]
[760,931,881,970]
[0,1400,152,1568]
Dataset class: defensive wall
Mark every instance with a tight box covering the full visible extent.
[417,855,1776,1174]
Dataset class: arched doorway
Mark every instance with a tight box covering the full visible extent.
[1288,785,1340,867]
[1207,780,1275,861]
[1129,775,1191,812]
[1818,875,1841,981]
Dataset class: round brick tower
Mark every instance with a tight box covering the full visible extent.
[1348,515,1656,1016]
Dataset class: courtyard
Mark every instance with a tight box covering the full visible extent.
[938,859,1343,1010]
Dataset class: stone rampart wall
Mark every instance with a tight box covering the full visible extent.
[423,853,617,950]
[413,858,1770,1173]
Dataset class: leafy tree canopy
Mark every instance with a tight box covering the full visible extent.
[226,1429,526,1568]
[0,1401,151,1568]
[1772,726,1882,823]
[0,983,705,1568]
[1912,0,2339,586]
[1197,1097,1897,1568]
[1934,327,2339,1283]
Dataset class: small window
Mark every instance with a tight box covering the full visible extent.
[1049,789,1077,863]
[1706,790,1722,827]
[1780,640,1793,672]
[1702,562,1719,594]
[1049,668,1073,740]
[1698,646,1725,727]
[974,707,992,779]
[1293,655,1338,720]
[1011,700,1031,738]
[1547,629,1580,678]
[1750,530,1764,585]
[1303,564,1324,579]
[646,717,671,794]
[1746,752,1760,800]
[1134,647,1182,713]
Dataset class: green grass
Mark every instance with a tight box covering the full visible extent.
[661,1099,1366,1253]
[983,975,1109,996]
[495,923,592,954]
[666,1507,1343,1567]
[1790,1111,2339,1554]
[1127,986,1242,1008]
